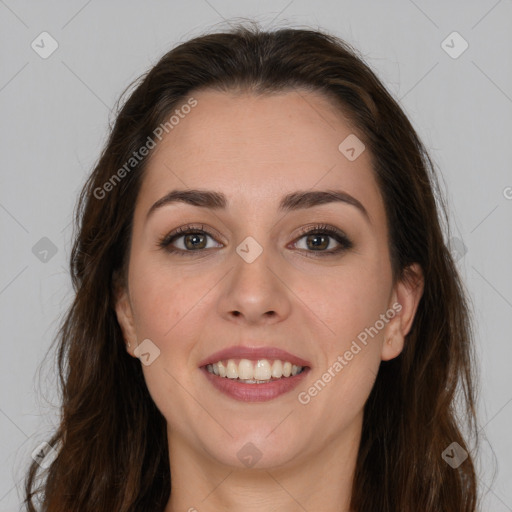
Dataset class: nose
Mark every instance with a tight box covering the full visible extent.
[216,241,292,326]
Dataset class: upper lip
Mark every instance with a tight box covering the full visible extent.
[198,345,311,368]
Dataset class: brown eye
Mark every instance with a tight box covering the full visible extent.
[292,224,353,256]
[182,232,208,250]
[304,233,330,251]
[158,225,223,255]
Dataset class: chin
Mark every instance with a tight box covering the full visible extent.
[202,426,306,471]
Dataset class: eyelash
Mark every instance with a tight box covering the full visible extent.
[157,223,353,257]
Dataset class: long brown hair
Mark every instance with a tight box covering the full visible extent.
[24,22,480,511]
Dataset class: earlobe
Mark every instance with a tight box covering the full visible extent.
[381,263,424,361]
[382,336,400,361]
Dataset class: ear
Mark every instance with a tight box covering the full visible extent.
[381,263,424,361]
[113,273,138,357]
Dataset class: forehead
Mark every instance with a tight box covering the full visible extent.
[137,88,384,223]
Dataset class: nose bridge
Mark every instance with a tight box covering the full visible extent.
[232,231,277,296]
[229,199,277,271]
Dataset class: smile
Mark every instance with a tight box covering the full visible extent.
[205,358,305,382]
[201,359,310,402]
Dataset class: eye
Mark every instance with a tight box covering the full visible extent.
[291,224,353,256]
[158,224,222,255]
[158,223,353,257]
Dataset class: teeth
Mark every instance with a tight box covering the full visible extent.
[254,359,271,380]
[217,361,226,377]
[205,358,304,381]
[271,359,283,378]
[238,359,253,380]
[226,360,238,379]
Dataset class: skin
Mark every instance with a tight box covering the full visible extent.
[115,89,424,512]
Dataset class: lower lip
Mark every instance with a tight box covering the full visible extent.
[200,366,310,402]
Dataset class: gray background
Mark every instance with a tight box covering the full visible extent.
[0,0,511,510]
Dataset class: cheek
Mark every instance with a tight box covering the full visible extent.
[128,262,208,424]
[304,262,392,419]
[305,261,392,346]
[297,275,387,430]
[128,258,209,340]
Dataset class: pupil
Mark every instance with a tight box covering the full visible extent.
[186,233,205,249]
[309,234,327,250]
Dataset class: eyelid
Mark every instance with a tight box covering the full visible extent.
[158,223,223,248]
[294,223,346,238]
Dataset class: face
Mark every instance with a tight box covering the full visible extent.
[115,89,423,471]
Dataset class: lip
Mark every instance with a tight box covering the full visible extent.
[200,366,311,402]
[198,345,312,368]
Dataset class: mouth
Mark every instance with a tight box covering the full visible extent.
[198,346,311,402]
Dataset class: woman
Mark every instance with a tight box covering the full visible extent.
[24,23,479,512]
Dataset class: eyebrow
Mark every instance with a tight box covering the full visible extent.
[145,188,370,223]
